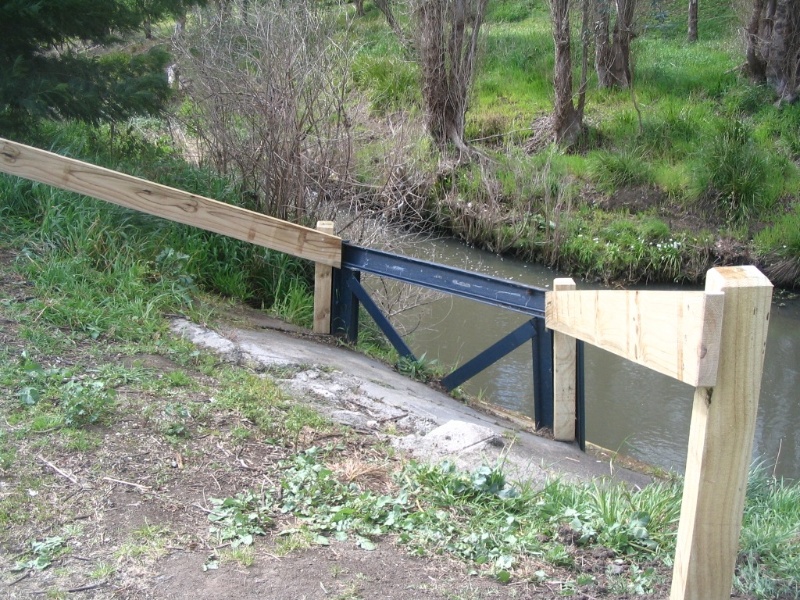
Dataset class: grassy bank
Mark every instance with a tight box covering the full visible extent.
[344,0,800,288]
[0,122,316,336]
[1,216,799,597]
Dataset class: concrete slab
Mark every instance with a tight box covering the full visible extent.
[171,315,654,489]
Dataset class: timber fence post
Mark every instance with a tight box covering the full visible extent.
[552,278,577,441]
[670,266,772,600]
[313,221,336,334]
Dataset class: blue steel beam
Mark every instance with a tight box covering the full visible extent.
[341,243,546,318]
[441,320,537,391]
[345,273,416,360]
[576,340,586,451]
[331,268,360,343]
[533,318,554,430]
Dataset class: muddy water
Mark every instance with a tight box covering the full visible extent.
[396,238,800,480]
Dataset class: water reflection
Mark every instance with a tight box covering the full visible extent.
[394,238,800,479]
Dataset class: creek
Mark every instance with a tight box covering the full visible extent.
[396,238,800,480]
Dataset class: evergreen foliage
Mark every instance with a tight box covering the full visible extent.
[0,0,201,132]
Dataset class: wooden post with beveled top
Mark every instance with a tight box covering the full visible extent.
[552,278,577,441]
[313,221,336,334]
[670,266,772,600]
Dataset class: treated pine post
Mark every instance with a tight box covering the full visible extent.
[552,278,577,441]
[313,221,335,334]
[670,266,772,600]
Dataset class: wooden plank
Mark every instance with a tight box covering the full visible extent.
[545,288,724,387]
[0,137,341,268]
[552,278,577,441]
[670,266,772,600]
[313,221,335,334]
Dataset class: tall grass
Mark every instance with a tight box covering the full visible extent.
[1,122,316,337]
[737,467,800,598]
[689,121,785,225]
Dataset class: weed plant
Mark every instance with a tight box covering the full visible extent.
[275,447,800,598]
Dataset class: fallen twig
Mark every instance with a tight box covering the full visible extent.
[8,570,30,586]
[36,454,79,485]
[101,477,150,491]
[191,502,212,514]
[67,580,106,593]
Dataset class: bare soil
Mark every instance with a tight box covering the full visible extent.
[0,250,674,599]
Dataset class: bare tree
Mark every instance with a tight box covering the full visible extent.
[414,0,489,155]
[688,0,698,42]
[594,0,636,87]
[172,0,354,223]
[375,0,404,36]
[551,0,590,145]
[746,0,800,104]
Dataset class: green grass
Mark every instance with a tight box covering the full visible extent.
[274,447,800,597]
[328,0,798,285]
[0,115,797,595]
[755,205,800,258]
[736,468,800,598]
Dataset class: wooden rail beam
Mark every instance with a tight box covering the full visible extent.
[545,288,724,387]
[0,137,341,268]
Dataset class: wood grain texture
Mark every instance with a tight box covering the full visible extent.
[545,288,724,387]
[0,138,341,267]
[670,266,772,600]
[313,221,335,334]
[552,278,577,441]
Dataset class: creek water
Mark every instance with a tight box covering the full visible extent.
[393,238,800,480]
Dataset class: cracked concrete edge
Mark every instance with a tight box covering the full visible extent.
[170,317,654,489]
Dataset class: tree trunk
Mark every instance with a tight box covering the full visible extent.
[355,0,365,16]
[595,0,636,88]
[416,0,488,155]
[746,0,800,102]
[375,0,403,37]
[594,0,613,87]
[551,0,584,145]
[746,0,768,80]
[688,0,698,42]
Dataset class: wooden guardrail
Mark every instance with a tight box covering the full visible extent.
[0,138,342,268]
[546,266,773,600]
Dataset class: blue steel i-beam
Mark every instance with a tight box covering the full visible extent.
[576,340,586,451]
[345,274,416,360]
[341,244,546,317]
[533,318,554,431]
[331,267,360,344]
[441,319,537,391]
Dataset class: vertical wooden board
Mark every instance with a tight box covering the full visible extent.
[552,279,577,441]
[670,266,772,600]
[313,221,336,334]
